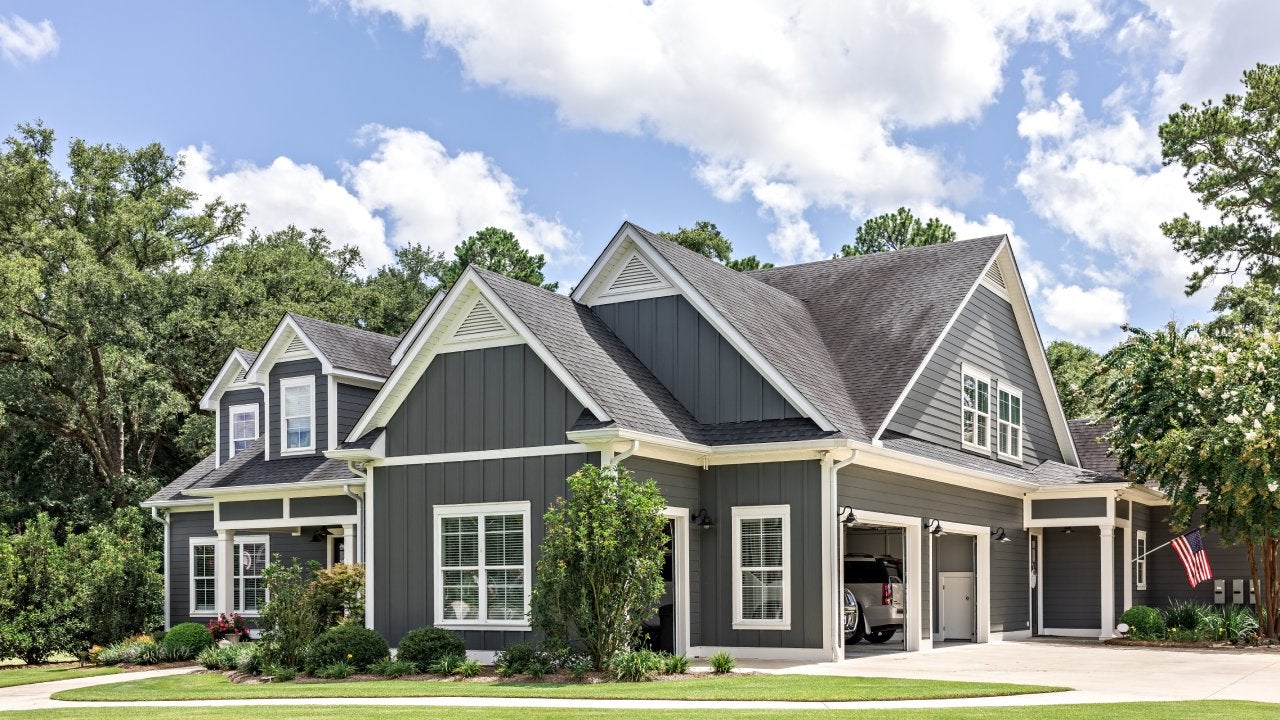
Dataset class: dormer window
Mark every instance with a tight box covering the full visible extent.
[229,404,258,457]
[281,376,315,453]
[961,366,991,450]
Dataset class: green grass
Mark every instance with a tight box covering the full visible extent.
[53,672,1063,702]
[0,664,120,688]
[2,702,1279,720]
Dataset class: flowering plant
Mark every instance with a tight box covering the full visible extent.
[207,612,251,641]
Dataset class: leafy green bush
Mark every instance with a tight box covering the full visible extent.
[428,654,465,674]
[454,658,483,678]
[564,654,592,680]
[197,646,223,670]
[259,559,324,670]
[369,658,418,678]
[95,640,150,665]
[1120,605,1165,639]
[493,641,554,675]
[263,663,297,682]
[152,630,167,644]
[304,624,388,673]
[396,626,465,672]
[238,643,263,674]
[525,658,549,680]
[662,653,690,674]
[709,651,735,674]
[198,643,262,673]
[313,661,354,679]
[0,514,87,663]
[1165,599,1206,633]
[1220,605,1260,644]
[162,623,214,657]
[73,508,164,647]
[610,649,663,681]
[306,563,365,627]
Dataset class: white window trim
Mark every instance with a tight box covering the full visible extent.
[961,364,993,452]
[997,384,1024,462]
[1135,530,1148,590]
[189,535,269,617]
[228,403,259,458]
[731,504,791,631]
[433,501,532,631]
[279,375,316,455]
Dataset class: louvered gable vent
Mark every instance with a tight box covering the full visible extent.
[284,335,308,355]
[454,299,507,338]
[984,263,1006,290]
[232,367,249,384]
[607,254,665,293]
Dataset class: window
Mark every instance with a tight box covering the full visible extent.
[997,385,1023,461]
[962,367,991,449]
[1136,530,1148,590]
[732,505,791,630]
[189,537,269,615]
[280,376,314,452]
[229,404,258,457]
[434,502,530,628]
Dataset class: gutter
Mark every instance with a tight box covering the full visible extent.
[343,480,365,564]
[828,449,858,660]
[184,478,365,498]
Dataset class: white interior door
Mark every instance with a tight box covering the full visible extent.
[940,572,975,641]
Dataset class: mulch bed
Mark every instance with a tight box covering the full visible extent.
[1105,638,1280,651]
[0,661,195,674]
[223,668,744,685]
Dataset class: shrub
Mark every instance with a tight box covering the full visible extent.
[73,508,164,648]
[428,654,465,674]
[206,613,250,642]
[197,646,223,670]
[263,663,297,682]
[1120,605,1165,639]
[259,559,325,670]
[663,653,690,674]
[237,643,263,674]
[95,640,149,665]
[1165,599,1206,633]
[307,563,366,627]
[493,641,554,675]
[610,649,663,681]
[313,661,354,679]
[304,624,388,674]
[162,622,214,657]
[709,651,735,674]
[369,658,417,678]
[1221,605,1260,644]
[531,464,668,671]
[152,630,167,645]
[454,658,483,678]
[0,514,87,663]
[525,658,549,680]
[563,654,592,680]
[396,626,466,672]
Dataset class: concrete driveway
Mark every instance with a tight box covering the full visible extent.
[757,637,1280,703]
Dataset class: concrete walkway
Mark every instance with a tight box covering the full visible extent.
[1,639,1278,713]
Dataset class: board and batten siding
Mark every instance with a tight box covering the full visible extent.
[372,453,598,648]
[384,345,585,457]
[699,461,823,649]
[836,466,1028,637]
[1131,502,1152,608]
[593,295,801,424]
[269,359,326,458]
[1042,528,1101,629]
[219,388,263,462]
[886,285,1063,468]
[1147,507,1253,607]
[337,383,379,442]
[624,457,703,647]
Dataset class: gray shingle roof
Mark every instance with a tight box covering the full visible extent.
[288,313,399,378]
[880,431,1114,486]
[145,453,216,504]
[185,439,357,491]
[748,235,1006,441]
[235,348,259,367]
[1069,419,1124,480]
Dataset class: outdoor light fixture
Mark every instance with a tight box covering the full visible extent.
[309,528,330,543]
[837,505,857,526]
[991,527,1012,543]
[923,518,944,536]
[1062,527,1074,534]
[691,508,715,530]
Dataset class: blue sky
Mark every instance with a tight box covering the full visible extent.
[3,1,1279,349]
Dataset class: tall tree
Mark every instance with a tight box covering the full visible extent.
[660,220,773,272]
[839,207,956,257]
[1045,340,1105,419]
[1160,63,1280,294]
[437,227,558,292]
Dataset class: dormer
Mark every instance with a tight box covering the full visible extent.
[199,349,264,468]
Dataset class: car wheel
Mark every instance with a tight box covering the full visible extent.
[844,597,865,644]
[865,629,896,644]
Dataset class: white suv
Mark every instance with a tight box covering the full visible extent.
[843,554,905,644]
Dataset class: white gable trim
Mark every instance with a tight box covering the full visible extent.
[200,350,260,411]
[573,223,835,432]
[578,247,677,305]
[246,315,327,384]
[390,291,446,366]
[346,269,610,443]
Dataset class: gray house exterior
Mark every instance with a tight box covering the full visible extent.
[145,221,1246,661]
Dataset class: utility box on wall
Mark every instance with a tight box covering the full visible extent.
[1214,579,1226,605]
[1232,579,1245,605]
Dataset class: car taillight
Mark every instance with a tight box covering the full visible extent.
[882,582,892,605]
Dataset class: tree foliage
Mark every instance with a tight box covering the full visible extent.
[839,207,956,257]
[531,464,668,670]
[660,220,773,272]
[1160,63,1280,294]
[1046,340,1105,419]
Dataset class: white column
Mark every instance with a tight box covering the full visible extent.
[1099,525,1115,640]
[1122,524,1133,614]
[342,524,356,565]
[819,456,835,661]
[215,529,236,616]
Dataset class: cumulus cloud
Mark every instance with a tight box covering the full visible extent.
[345,0,1106,261]
[1040,284,1129,340]
[179,127,571,274]
[0,15,58,65]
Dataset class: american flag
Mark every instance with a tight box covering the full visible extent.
[1171,528,1212,588]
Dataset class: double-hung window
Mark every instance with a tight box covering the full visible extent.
[962,366,992,450]
[191,542,216,614]
[1135,530,1148,590]
[997,385,1023,461]
[190,536,269,615]
[229,404,258,457]
[732,505,791,630]
[280,376,314,453]
[434,502,530,628]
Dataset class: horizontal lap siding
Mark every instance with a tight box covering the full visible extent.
[220,389,263,463]
[594,295,800,424]
[699,462,822,649]
[1043,529,1100,629]
[337,384,379,442]
[625,457,703,646]
[836,466,1028,636]
[270,359,326,458]
[1148,507,1253,607]
[887,286,1063,468]
[373,453,598,649]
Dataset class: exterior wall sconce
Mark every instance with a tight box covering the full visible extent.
[1062,527,1074,534]
[923,518,944,536]
[837,505,857,526]
[991,527,1013,543]
[310,528,329,543]
[691,508,715,530]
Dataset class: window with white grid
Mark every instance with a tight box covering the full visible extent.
[732,505,791,630]
[962,366,992,450]
[190,536,268,615]
[191,542,216,614]
[434,502,530,628]
[234,539,269,614]
[229,404,258,457]
[997,385,1023,461]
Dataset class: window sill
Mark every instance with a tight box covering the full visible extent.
[279,448,315,457]
[960,442,990,454]
[435,623,532,632]
[996,452,1023,464]
[732,622,791,631]
[190,612,261,618]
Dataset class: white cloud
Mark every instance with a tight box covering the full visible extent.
[1041,284,1129,340]
[179,127,571,274]
[345,0,1106,261]
[0,16,58,65]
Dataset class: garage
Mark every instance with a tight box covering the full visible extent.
[842,524,909,655]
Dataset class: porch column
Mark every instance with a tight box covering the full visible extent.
[1099,525,1115,640]
[342,523,356,565]
[215,529,236,615]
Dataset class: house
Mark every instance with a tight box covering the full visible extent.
[143,221,1244,662]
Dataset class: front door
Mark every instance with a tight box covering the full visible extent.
[939,572,975,641]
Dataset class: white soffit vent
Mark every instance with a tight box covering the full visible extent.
[984,263,1006,290]
[603,253,669,296]
[452,298,511,340]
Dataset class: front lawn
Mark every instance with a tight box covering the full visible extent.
[3,701,1280,720]
[0,665,120,689]
[52,672,1063,702]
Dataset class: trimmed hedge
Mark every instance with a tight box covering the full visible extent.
[396,627,465,672]
[1121,605,1164,639]
[161,622,214,655]
[304,624,388,673]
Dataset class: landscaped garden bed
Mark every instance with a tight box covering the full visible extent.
[1112,601,1270,649]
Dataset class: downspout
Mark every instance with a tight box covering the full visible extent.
[612,439,640,466]
[345,461,369,564]
[828,450,859,661]
[152,507,171,630]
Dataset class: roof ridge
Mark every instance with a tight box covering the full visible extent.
[748,234,1007,277]
[286,312,398,342]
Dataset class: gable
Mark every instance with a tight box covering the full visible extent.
[594,294,802,425]
[885,284,1065,466]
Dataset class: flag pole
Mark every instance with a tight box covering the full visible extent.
[1130,526,1202,563]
